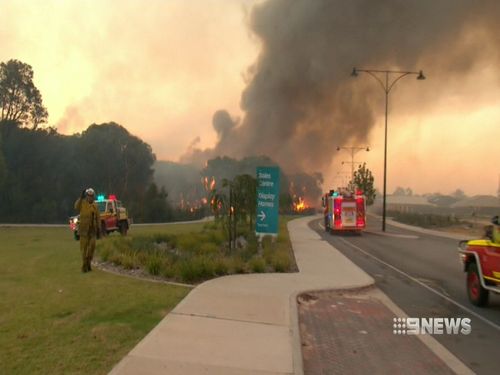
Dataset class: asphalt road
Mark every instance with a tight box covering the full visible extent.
[311,217,500,375]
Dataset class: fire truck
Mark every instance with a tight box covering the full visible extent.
[322,189,366,233]
[69,194,130,240]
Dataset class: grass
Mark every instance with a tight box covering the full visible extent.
[0,226,190,375]
[95,216,299,284]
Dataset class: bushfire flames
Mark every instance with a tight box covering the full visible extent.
[293,197,309,212]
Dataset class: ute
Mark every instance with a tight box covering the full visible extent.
[322,188,366,233]
[458,216,500,307]
[69,194,131,240]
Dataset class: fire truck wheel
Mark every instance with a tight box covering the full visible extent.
[466,262,489,307]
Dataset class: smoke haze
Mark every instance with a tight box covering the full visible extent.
[2,0,499,195]
[182,0,500,176]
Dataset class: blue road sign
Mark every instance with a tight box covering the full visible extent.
[256,166,280,235]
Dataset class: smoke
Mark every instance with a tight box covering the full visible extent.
[55,106,85,134]
[183,0,500,174]
[213,110,238,141]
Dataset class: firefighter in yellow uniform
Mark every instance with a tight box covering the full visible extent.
[492,216,500,244]
[75,188,100,272]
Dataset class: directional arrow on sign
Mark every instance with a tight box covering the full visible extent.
[258,211,266,221]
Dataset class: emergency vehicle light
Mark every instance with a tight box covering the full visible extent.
[332,192,339,197]
[97,195,105,202]
[108,194,117,201]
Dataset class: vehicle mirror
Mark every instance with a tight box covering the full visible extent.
[491,215,499,225]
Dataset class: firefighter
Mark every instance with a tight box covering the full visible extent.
[75,188,100,272]
[492,215,500,244]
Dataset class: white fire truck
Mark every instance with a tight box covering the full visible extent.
[322,189,366,233]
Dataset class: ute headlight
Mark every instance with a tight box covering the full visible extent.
[73,218,78,224]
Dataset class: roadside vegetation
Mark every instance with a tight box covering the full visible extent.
[0,226,190,375]
[388,211,462,228]
[96,217,298,284]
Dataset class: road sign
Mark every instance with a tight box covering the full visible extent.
[256,166,280,235]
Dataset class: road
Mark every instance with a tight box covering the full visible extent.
[311,217,500,375]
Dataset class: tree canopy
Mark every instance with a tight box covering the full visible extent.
[349,163,376,205]
[0,59,48,129]
[0,121,163,223]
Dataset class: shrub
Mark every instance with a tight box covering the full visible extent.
[132,236,155,252]
[213,258,229,276]
[160,260,176,279]
[199,242,219,255]
[147,256,163,276]
[109,253,124,266]
[238,246,258,262]
[229,257,246,274]
[207,230,225,245]
[271,251,291,272]
[98,245,114,262]
[178,258,212,283]
[177,235,200,252]
[249,257,266,273]
[121,253,138,270]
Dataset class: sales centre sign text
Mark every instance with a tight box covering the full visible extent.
[256,166,280,235]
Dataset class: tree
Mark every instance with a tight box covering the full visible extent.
[232,174,257,231]
[0,132,6,187]
[393,186,406,196]
[349,163,376,205]
[0,59,48,128]
[143,183,172,222]
[451,188,466,199]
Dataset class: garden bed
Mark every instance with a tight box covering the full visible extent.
[96,218,298,284]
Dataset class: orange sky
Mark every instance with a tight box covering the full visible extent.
[1,0,499,196]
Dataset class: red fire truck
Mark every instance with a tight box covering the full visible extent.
[322,189,366,233]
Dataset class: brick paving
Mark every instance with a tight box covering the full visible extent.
[298,289,455,375]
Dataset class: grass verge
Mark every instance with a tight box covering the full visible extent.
[0,226,190,375]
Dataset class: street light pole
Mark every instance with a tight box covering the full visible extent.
[336,146,370,182]
[351,68,425,232]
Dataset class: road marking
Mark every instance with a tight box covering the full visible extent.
[333,236,500,332]
[364,230,419,239]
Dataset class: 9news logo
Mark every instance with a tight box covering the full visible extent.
[393,317,471,335]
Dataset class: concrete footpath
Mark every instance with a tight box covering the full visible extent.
[109,216,470,375]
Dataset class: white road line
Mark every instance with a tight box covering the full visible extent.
[335,236,500,332]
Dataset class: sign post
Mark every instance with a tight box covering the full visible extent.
[256,166,280,236]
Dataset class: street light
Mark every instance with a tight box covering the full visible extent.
[351,67,425,231]
[336,146,370,182]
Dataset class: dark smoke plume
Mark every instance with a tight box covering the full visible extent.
[184,0,500,173]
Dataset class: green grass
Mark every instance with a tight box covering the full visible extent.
[0,226,190,375]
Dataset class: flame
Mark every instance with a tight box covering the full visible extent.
[293,197,309,212]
